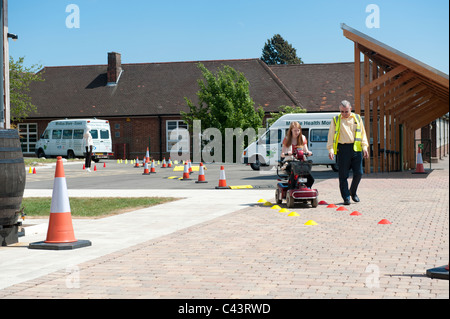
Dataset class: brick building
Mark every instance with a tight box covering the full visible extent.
[17,51,448,165]
[18,52,361,160]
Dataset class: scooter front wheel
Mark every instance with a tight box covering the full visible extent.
[287,193,295,208]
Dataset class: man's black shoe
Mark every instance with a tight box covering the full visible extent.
[343,197,351,205]
[351,194,360,202]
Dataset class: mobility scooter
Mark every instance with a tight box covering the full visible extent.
[275,149,319,208]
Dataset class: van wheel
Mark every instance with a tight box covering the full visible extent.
[37,149,46,158]
[67,150,75,159]
[250,157,261,170]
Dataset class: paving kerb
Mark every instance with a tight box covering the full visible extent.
[0,157,448,298]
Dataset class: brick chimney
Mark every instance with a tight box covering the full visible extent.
[107,52,122,85]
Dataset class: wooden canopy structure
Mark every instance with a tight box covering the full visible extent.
[341,24,449,173]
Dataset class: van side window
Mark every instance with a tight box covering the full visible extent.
[73,129,84,139]
[310,129,329,142]
[100,130,109,139]
[52,130,62,139]
[266,129,283,144]
[90,130,98,139]
[63,130,73,139]
[42,130,50,139]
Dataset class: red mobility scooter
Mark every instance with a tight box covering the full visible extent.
[275,149,319,208]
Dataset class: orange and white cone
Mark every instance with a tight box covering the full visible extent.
[161,158,167,168]
[145,147,150,163]
[215,165,230,189]
[413,148,426,174]
[195,162,208,183]
[188,160,193,174]
[142,161,150,175]
[168,158,172,168]
[150,160,156,173]
[180,162,192,180]
[29,156,91,250]
[134,157,140,168]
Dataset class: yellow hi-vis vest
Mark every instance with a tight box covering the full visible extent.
[332,113,363,155]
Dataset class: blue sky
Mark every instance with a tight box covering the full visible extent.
[7,0,449,73]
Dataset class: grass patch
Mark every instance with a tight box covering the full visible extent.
[24,157,82,166]
[21,197,178,219]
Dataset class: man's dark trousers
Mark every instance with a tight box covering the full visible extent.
[337,143,363,200]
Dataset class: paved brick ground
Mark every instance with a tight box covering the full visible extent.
[0,167,448,299]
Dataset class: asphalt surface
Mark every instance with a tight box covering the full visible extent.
[24,159,338,190]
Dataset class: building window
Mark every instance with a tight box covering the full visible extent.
[166,120,189,153]
[18,123,38,154]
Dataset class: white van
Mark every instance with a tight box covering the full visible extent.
[35,119,114,161]
[241,112,340,171]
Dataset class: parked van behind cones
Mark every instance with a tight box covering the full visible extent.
[241,112,340,171]
[35,119,113,162]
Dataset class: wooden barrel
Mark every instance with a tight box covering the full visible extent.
[0,129,26,226]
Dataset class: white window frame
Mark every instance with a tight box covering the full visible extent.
[19,123,38,154]
[166,120,189,153]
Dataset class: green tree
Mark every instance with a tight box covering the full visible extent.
[9,56,44,122]
[266,105,306,126]
[261,34,303,65]
[181,63,265,161]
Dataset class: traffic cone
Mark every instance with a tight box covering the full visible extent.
[350,211,362,216]
[318,200,328,205]
[188,160,193,174]
[327,204,337,208]
[180,162,191,180]
[215,166,230,189]
[134,157,140,168]
[29,157,91,250]
[378,219,391,225]
[103,162,106,168]
[168,158,172,168]
[413,148,427,174]
[161,158,167,168]
[336,206,348,211]
[33,167,36,174]
[195,162,208,183]
[145,148,150,163]
[28,167,32,174]
[150,160,156,173]
[142,161,150,175]
[94,165,97,171]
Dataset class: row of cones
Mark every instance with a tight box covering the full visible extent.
[319,200,392,224]
[142,158,230,189]
[260,198,393,225]
[258,199,318,224]
[82,162,106,171]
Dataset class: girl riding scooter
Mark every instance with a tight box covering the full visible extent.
[281,121,315,188]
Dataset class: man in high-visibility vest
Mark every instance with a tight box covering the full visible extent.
[327,100,369,205]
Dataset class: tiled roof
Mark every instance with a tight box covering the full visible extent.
[269,62,361,112]
[28,58,299,119]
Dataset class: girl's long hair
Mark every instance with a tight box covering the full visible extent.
[285,121,304,147]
